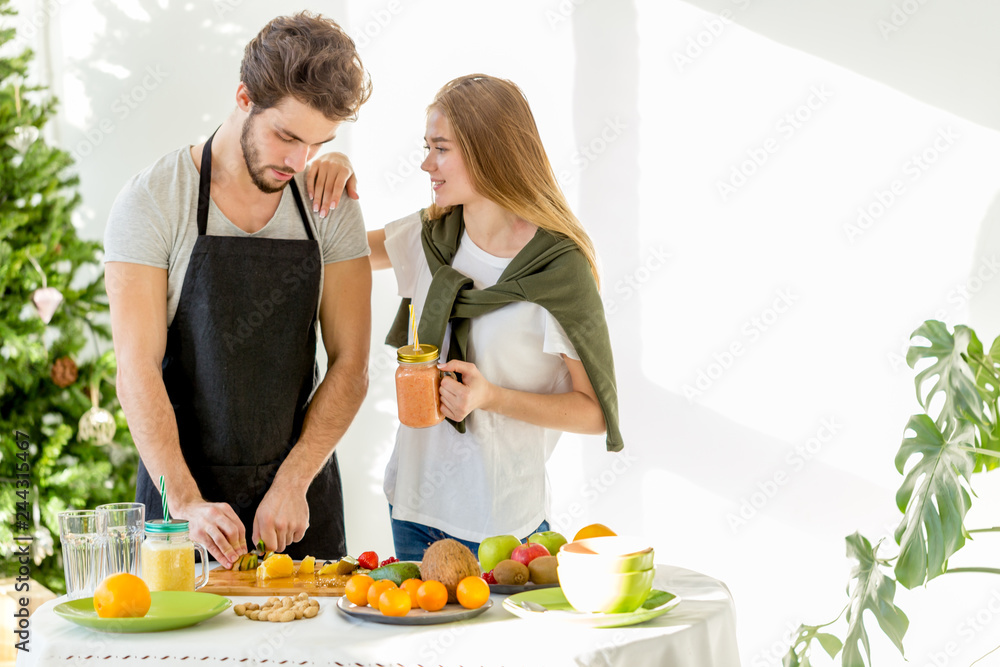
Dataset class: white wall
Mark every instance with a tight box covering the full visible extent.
[12,0,1000,664]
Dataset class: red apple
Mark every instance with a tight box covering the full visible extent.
[511,542,550,567]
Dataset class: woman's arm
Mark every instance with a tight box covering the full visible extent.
[304,152,359,218]
[437,355,606,435]
[368,228,391,270]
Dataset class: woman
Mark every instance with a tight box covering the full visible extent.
[308,74,623,561]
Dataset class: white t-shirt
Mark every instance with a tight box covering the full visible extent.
[382,212,580,542]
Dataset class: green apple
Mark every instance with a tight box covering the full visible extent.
[528,530,567,556]
[478,534,522,573]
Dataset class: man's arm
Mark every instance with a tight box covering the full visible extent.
[106,262,247,567]
[252,256,372,552]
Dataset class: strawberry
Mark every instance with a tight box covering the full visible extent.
[379,556,399,567]
[482,570,496,585]
[357,551,379,570]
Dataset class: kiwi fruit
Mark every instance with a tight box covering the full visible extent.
[493,559,529,585]
[528,555,558,585]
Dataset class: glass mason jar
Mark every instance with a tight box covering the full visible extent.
[395,343,446,428]
[141,519,209,592]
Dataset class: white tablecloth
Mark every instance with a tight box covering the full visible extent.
[16,565,740,667]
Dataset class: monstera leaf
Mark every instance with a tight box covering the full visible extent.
[906,321,990,430]
[970,333,1000,472]
[843,533,908,667]
[893,414,975,589]
[782,622,843,667]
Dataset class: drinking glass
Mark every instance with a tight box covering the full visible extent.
[97,502,145,578]
[57,510,101,599]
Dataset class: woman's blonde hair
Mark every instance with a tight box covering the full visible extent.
[425,74,600,287]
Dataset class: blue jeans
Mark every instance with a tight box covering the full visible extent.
[388,504,550,562]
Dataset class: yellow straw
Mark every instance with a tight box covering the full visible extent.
[410,303,420,351]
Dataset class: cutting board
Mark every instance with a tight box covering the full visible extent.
[202,562,352,597]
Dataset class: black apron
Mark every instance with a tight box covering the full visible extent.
[136,131,347,560]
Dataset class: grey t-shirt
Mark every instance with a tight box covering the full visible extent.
[103,146,369,326]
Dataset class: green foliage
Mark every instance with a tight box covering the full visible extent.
[893,415,974,588]
[783,616,843,667]
[842,533,908,667]
[787,320,1000,666]
[0,0,137,593]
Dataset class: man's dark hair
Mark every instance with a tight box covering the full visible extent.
[240,12,372,121]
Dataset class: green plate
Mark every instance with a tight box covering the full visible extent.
[54,591,232,633]
[502,587,681,628]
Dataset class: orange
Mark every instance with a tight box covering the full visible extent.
[401,578,423,607]
[297,555,316,575]
[379,588,412,617]
[93,573,151,619]
[345,574,374,606]
[367,580,397,610]
[256,553,294,579]
[416,580,448,612]
[456,575,490,610]
[573,523,616,541]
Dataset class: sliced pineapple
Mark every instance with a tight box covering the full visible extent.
[317,560,340,576]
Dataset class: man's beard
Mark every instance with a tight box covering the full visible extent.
[240,112,293,194]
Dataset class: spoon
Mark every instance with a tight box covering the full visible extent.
[516,600,550,613]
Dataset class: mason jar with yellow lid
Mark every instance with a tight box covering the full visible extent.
[395,344,446,428]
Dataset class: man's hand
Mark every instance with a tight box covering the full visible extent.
[252,482,310,554]
[438,360,497,422]
[174,499,247,569]
[305,152,358,218]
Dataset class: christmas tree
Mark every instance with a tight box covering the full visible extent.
[0,0,138,593]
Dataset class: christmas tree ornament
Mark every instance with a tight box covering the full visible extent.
[7,125,39,154]
[78,386,116,445]
[50,356,78,387]
[27,254,63,323]
[31,286,64,323]
[30,497,54,566]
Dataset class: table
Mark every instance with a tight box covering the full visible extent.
[16,565,741,667]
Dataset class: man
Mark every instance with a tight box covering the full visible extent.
[104,12,370,567]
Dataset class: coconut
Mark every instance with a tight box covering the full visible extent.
[420,538,481,603]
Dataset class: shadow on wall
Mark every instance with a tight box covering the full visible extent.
[569,0,885,540]
[676,0,1000,132]
[968,191,1000,342]
[59,0,349,241]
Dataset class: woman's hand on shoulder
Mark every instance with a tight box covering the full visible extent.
[305,152,359,218]
[438,360,497,422]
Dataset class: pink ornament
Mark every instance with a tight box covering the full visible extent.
[31,287,63,324]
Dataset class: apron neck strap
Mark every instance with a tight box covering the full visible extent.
[196,127,316,241]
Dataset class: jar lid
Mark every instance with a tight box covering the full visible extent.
[397,344,440,363]
[144,519,189,533]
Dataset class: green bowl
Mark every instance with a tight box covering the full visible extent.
[557,537,654,573]
[557,565,654,614]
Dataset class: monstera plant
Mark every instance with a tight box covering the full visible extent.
[785,320,1000,667]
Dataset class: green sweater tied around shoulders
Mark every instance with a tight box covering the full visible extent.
[386,206,623,452]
